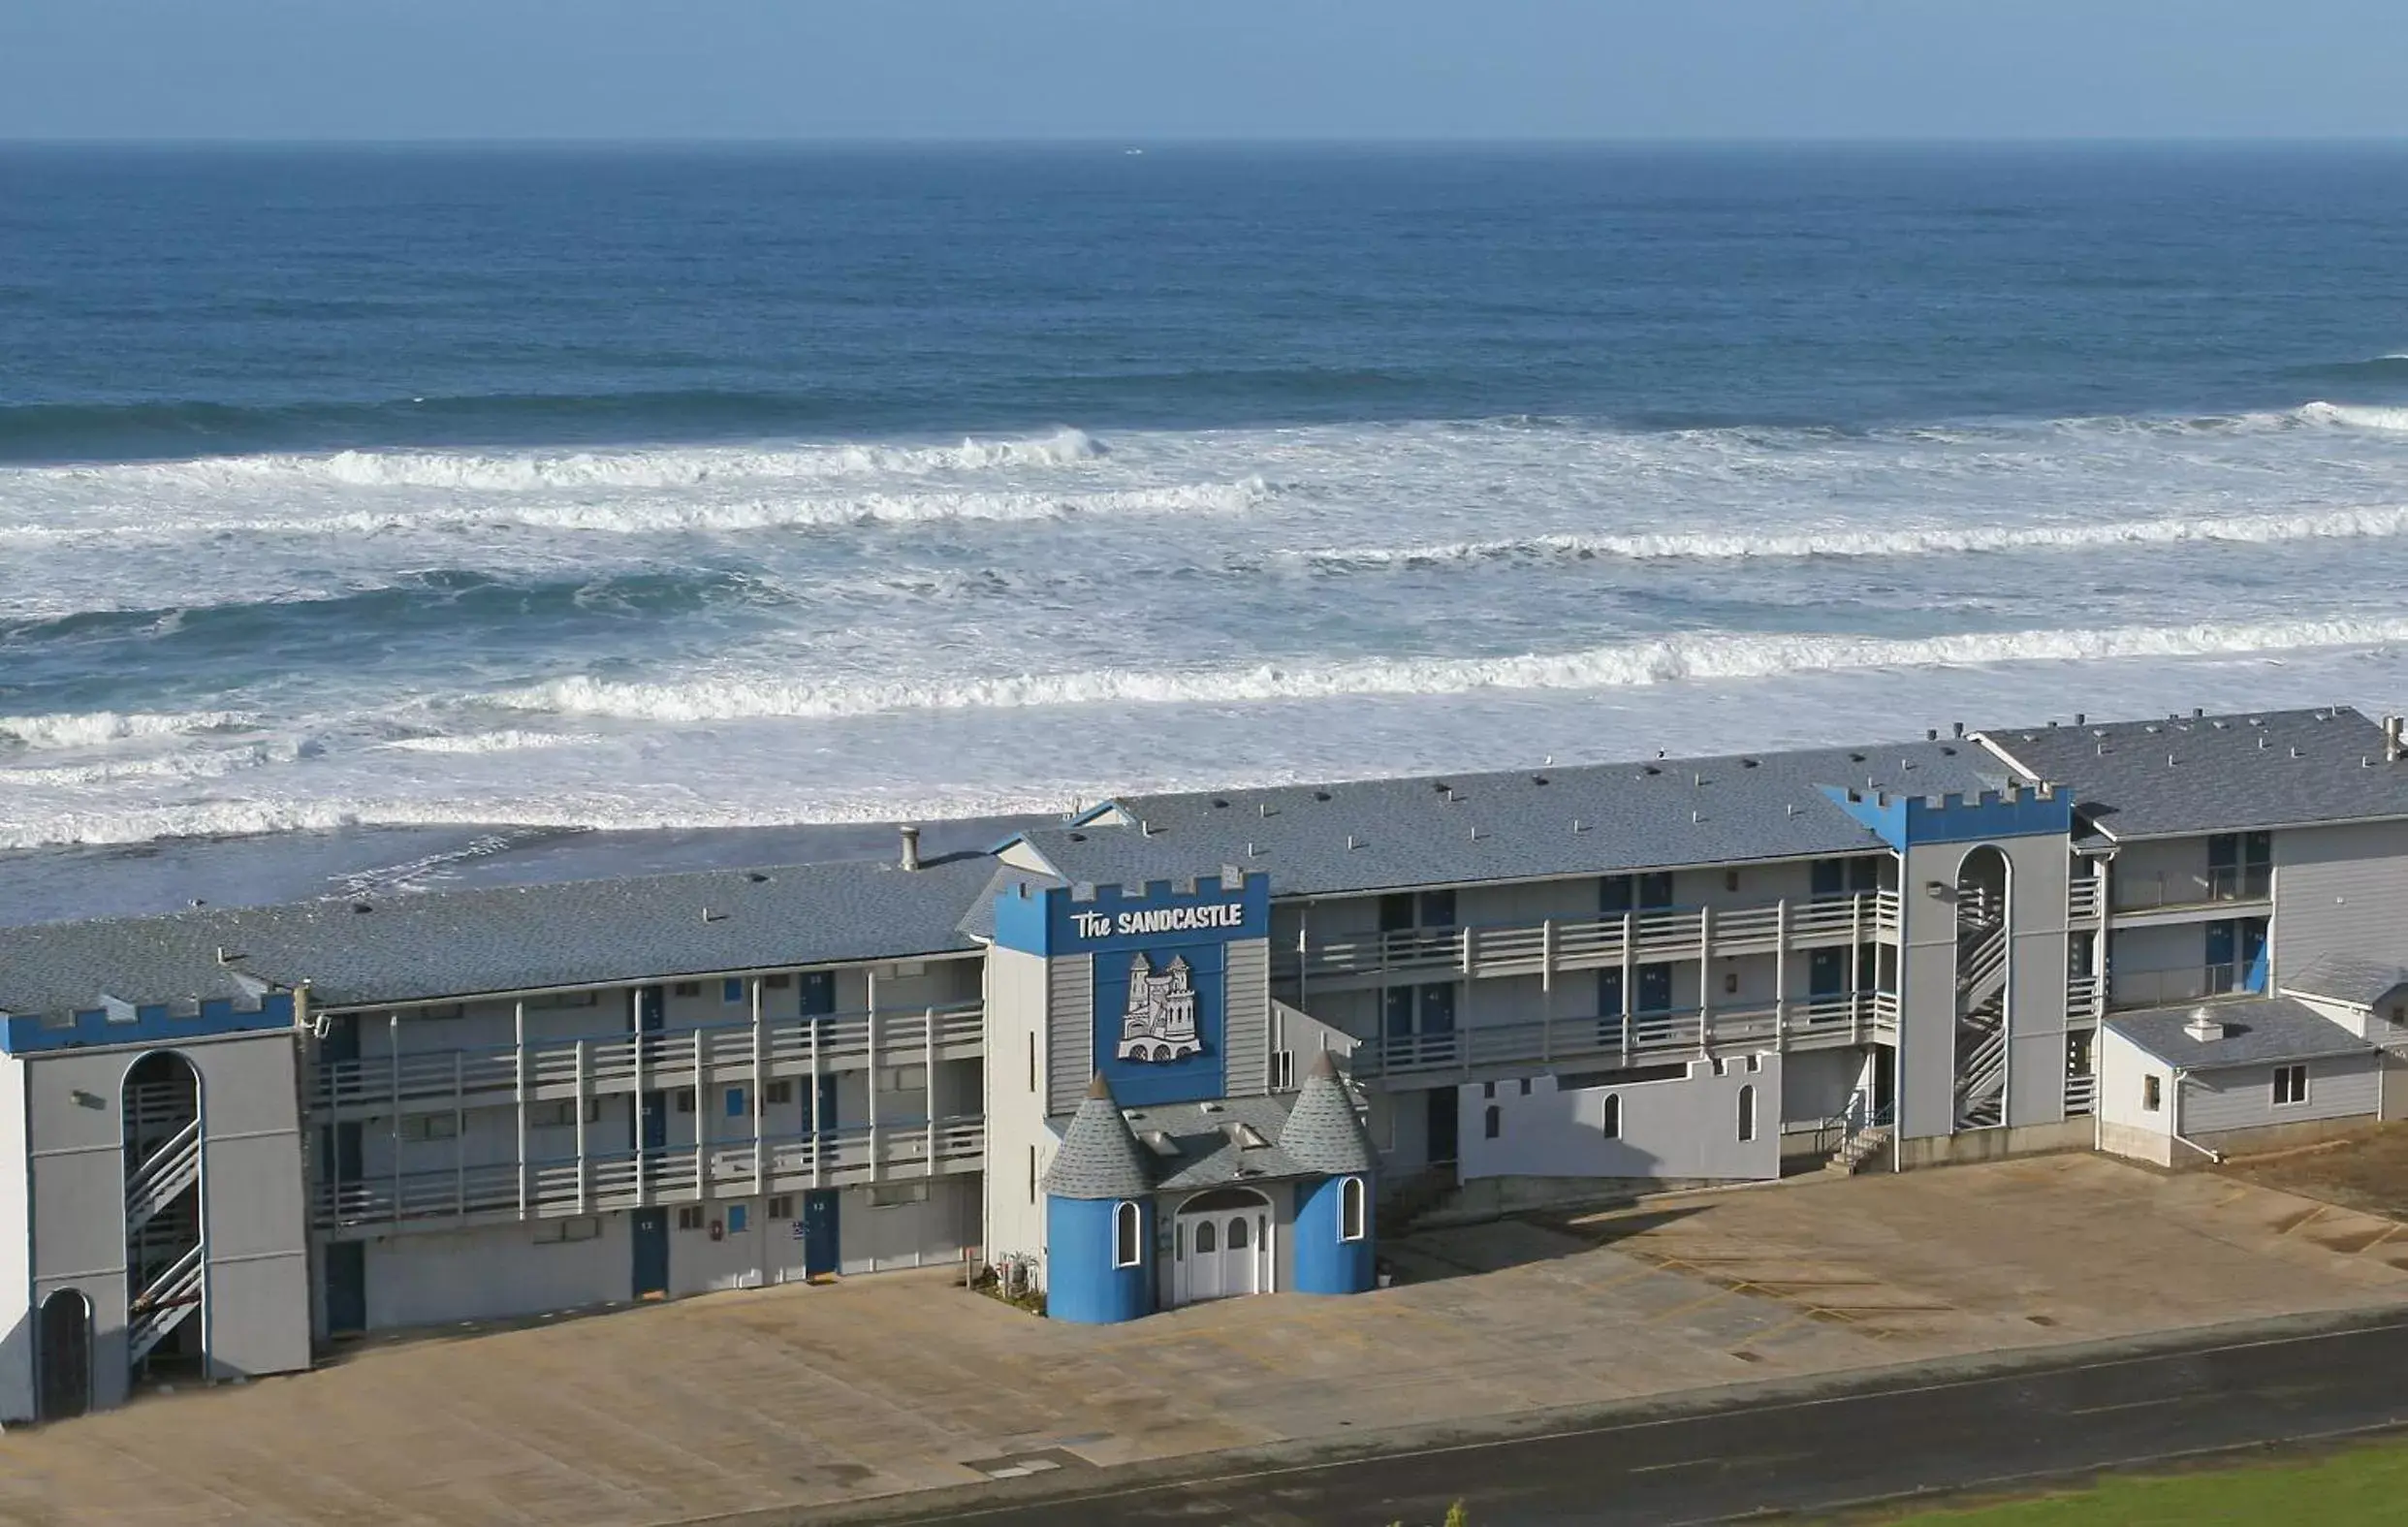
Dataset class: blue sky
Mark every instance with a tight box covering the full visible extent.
[4,0,2404,143]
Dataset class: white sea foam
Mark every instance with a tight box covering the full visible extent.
[1291,504,2408,571]
[383,730,607,755]
[0,478,1267,546]
[0,738,301,788]
[485,616,2408,725]
[21,427,1104,496]
[0,709,259,750]
[2298,401,2408,433]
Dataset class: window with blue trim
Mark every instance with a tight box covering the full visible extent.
[723,978,745,1004]
[725,1088,746,1118]
[1113,1201,1142,1267]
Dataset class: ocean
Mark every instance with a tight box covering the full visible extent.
[5,143,2408,865]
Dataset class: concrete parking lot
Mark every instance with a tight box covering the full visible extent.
[4,1153,2406,1526]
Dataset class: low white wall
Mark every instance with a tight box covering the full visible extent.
[1456,1055,1782,1182]
[364,1214,632,1329]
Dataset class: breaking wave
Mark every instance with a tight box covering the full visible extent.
[382,730,607,755]
[1291,504,2408,571]
[12,427,1104,493]
[2297,401,2408,434]
[0,478,1265,546]
[484,616,2408,724]
[0,709,259,750]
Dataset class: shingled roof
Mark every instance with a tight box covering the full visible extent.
[0,853,999,1020]
[1278,1051,1377,1176]
[1979,708,2408,841]
[1009,738,2005,898]
[1040,1075,1154,1200]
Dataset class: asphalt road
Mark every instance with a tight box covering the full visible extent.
[850,1312,2408,1526]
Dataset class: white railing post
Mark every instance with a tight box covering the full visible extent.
[1774,899,1790,1045]
[752,978,768,1198]
[692,1025,709,1202]
[574,1038,589,1215]
[514,1001,529,1220]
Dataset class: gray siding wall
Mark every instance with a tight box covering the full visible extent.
[2181,1053,2381,1134]
[1222,938,1271,1096]
[2273,819,2408,983]
[0,1057,28,1422]
[1044,953,1093,1118]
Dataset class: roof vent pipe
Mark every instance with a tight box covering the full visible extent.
[2075,713,2086,726]
[2386,715,2404,764]
[1952,721,1966,739]
[2183,1006,2227,1043]
[899,824,922,872]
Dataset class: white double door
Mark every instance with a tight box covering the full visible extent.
[1175,1191,1272,1305]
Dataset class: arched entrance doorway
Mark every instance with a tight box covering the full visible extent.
[1953,846,2012,1129]
[1173,1187,1273,1305]
[37,1288,92,1421]
[123,1051,206,1383]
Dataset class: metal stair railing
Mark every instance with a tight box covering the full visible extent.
[1957,924,2010,1010]
[127,1241,205,1365]
[123,1117,202,1236]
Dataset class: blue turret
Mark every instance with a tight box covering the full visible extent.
[1040,1074,1156,1323]
[1281,1051,1378,1295]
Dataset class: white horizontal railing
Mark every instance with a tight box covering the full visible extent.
[1350,993,1885,1080]
[1275,890,1899,985]
[311,1117,985,1230]
[2067,876,2104,924]
[2066,974,2104,1023]
[309,1002,984,1112]
[127,1242,206,1365]
[2064,1072,2097,1118]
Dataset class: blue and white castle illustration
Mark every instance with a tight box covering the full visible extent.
[1116,952,1202,1063]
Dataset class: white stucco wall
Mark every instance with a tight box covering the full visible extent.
[364,1215,631,1329]
[1455,1055,1782,1182]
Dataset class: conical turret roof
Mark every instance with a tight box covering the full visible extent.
[1041,1073,1155,1200]
[1277,1050,1377,1175]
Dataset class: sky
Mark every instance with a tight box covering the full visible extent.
[2,0,2404,143]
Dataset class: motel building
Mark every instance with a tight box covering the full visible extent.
[7,705,2408,1420]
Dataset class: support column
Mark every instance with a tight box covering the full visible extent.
[809,1013,825,1188]
[692,1024,709,1201]
[865,967,880,1182]
[751,978,768,1197]
[574,1038,588,1213]
[1698,905,1716,1052]
[1774,900,1790,1046]
[514,1000,529,1218]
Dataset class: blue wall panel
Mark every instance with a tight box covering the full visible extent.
[1046,1196,1153,1323]
[1291,1174,1375,1295]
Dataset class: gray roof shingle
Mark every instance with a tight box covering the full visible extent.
[2281,954,2408,1010]
[0,853,1000,1018]
[1278,1051,1377,1175]
[2107,998,2373,1069]
[1041,1075,1155,1199]
[1011,739,2005,898]
[1980,708,2408,841]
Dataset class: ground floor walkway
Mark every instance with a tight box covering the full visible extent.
[5,1154,2407,1525]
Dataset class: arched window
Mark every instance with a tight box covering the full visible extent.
[1196,1220,1217,1254]
[1737,1084,1757,1142]
[1340,1176,1367,1241]
[1112,1201,1141,1268]
[1600,1093,1622,1139]
[1228,1216,1250,1250]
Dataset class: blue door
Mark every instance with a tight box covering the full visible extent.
[325,1241,366,1334]
[1809,947,1847,998]
[632,1209,669,1297]
[802,1190,840,1277]
[1637,963,1673,1014]
[813,1073,840,1134]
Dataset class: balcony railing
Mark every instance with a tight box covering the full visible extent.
[309,1002,985,1114]
[2106,965,2258,1011]
[2109,866,2270,914]
[311,1117,985,1231]
[2066,974,2104,1023]
[2063,1072,2097,1118]
[1351,992,1888,1081]
[2067,877,2104,924]
[1274,891,1899,987]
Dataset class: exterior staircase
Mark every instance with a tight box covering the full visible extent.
[124,1117,201,1237]
[127,1243,205,1365]
[1823,1124,1892,1176]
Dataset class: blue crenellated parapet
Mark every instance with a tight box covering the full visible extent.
[993,871,1271,957]
[0,990,297,1054]
[1819,781,2072,849]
